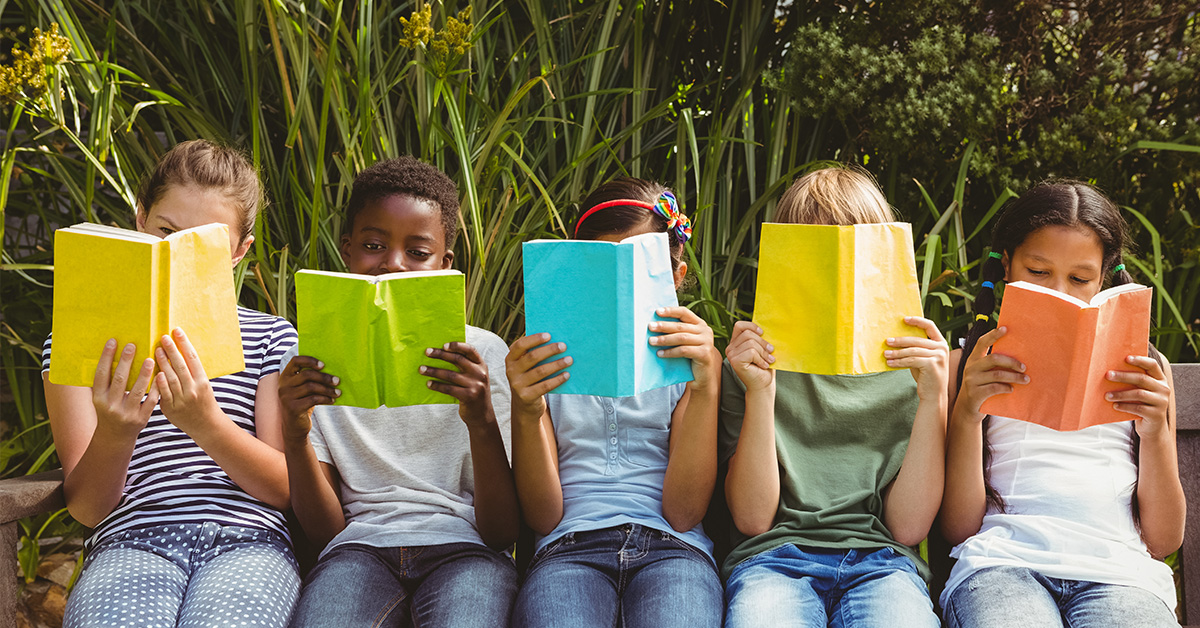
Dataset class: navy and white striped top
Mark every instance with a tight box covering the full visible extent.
[42,307,297,549]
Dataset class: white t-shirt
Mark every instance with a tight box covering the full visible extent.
[282,325,512,556]
[941,416,1176,610]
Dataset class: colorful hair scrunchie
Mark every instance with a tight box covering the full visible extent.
[574,191,693,244]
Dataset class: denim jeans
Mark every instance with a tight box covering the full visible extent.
[512,524,722,628]
[944,566,1178,628]
[724,543,938,628]
[289,542,517,628]
[65,522,299,628]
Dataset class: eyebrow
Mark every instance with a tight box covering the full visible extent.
[359,226,389,236]
[159,215,182,230]
[1025,254,1099,271]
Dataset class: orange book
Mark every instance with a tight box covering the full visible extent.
[980,281,1152,431]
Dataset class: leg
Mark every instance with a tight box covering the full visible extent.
[178,527,301,628]
[620,541,722,628]
[830,548,939,628]
[512,531,621,628]
[290,543,409,628]
[724,544,830,628]
[1061,580,1179,628]
[408,544,518,628]
[943,566,1064,628]
[63,544,186,628]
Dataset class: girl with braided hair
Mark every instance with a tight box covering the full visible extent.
[940,181,1184,627]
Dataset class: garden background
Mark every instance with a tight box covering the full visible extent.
[1,0,1198,617]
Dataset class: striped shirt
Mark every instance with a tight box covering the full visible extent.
[42,307,296,549]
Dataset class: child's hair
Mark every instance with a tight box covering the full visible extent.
[573,177,689,276]
[958,180,1137,513]
[774,166,895,225]
[136,139,263,244]
[344,156,460,249]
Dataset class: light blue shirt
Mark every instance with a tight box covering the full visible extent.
[540,383,714,560]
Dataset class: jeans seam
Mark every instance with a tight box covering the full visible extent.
[372,590,408,628]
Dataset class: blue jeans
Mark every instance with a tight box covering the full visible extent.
[944,566,1178,627]
[513,524,722,628]
[290,542,517,628]
[65,522,299,628]
[724,543,938,628]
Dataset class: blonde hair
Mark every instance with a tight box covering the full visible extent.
[136,139,264,243]
[774,166,895,225]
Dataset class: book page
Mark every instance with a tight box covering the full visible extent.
[63,222,159,243]
[851,222,924,374]
[296,271,378,407]
[166,223,244,379]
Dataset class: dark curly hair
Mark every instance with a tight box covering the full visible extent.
[344,156,460,249]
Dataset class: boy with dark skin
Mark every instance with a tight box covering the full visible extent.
[278,157,519,628]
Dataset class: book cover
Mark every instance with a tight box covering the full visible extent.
[522,231,694,397]
[752,222,924,375]
[49,222,244,389]
[295,269,466,408]
[980,280,1152,431]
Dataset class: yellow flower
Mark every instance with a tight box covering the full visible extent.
[435,7,474,58]
[0,23,72,106]
[398,5,434,49]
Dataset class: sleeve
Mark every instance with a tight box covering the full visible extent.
[307,407,334,464]
[481,332,513,462]
[41,333,53,374]
[263,316,299,377]
[718,359,749,464]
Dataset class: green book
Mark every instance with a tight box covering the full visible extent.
[295,269,466,408]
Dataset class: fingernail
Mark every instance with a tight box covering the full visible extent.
[884,351,893,357]
[1023,376,1030,383]
[766,344,774,351]
[768,356,775,363]
[1107,371,1116,379]
[444,343,451,350]
[124,343,136,353]
[419,366,427,374]
[317,361,325,369]
[106,339,116,349]
[558,343,566,351]
[1106,393,1115,400]
[331,376,340,385]
[427,381,433,388]
[334,389,342,397]
[173,328,184,337]
[886,338,895,344]
[426,348,433,356]
[564,356,574,365]
[649,337,658,345]
[649,322,658,331]
[1019,363,1026,372]
[756,327,763,334]
[540,333,551,341]
[563,372,570,379]
[657,350,665,357]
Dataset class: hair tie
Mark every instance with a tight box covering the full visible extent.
[976,314,990,322]
[1112,263,1125,274]
[574,191,692,244]
[987,251,1002,259]
[981,281,994,289]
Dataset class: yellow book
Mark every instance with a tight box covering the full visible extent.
[49,222,244,389]
[752,222,924,375]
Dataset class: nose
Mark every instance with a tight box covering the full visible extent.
[382,250,405,273]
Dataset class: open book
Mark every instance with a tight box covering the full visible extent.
[522,231,693,397]
[295,269,466,408]
[980,280,1152,431]
[752,222,925,375]
[49,222,244,389]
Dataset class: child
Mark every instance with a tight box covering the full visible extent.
[278,156,519,627]
[720,167,947,627]
[940,181,1183,627]
[43,139,300,627]
[507,177,724,628]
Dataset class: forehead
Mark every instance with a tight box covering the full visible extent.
[353,195,443,237]
[1013,224,1104,268]
[145,185,241,229]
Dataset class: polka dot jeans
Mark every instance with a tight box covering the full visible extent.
[64,522,300,628]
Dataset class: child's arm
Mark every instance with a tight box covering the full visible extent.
[44,340,161,527]
[722,321,780,536]
[941,327,1028,545]
[1108,355,1185,558]
[278,355,347,549]
[880,317,949,545]
[505,334,571,536]
[422,342,520,550]
[651,306,721,532]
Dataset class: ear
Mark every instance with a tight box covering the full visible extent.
[440,250,455,270]
[339,234,352,267]
[672,260,688,290]
[135,208,148,233]
[1001,252,1011,282]
[231,235,254,266]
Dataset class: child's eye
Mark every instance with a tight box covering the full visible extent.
[159,227,175,236]
[1071,275,1093,285]
[408,250,432,259]
[1026,269,1047,276]
[362,242,384,251]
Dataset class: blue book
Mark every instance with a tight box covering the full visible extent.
[522,232,694,397]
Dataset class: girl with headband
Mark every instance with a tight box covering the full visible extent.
[721,166,948,627]
[507,177,723,628]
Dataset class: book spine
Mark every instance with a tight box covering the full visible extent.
[1066,307,1098,431]
[151,241,170,355]
[618,243,632,396]
[839,227,855,372]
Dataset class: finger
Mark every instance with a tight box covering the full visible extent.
[427,380,470,399]
[732,320,765,337]
[979,353,1025,374]
[425,347,471,370]
[656,346,706,360]
[109,343,138,393]
[125,358,158,403]
[1124,355,1165,380]
[420,365,472,387]
[527,371,569,397]
[649,332,707,348]
[287,369,339,388]
[1106,388,1160,405]
[968,326,1009,362]
[141,383,161,417]
[297,394,336,407]
[438,342,484,365]
[981,369,1030,385]
[885,336,947,350]
[508,333,553,361]
[656,306,701,324]
[155,346,184,399]
[517,342,568,372]
[883,347,944,360]
[159,336,192,385]
[648,320,703,335]
[903,316,947,343]
[92,339,118,392]
[154,372,173,405]
[732,342,775,367]
[1113,403,1161,419]
[285,355,325,375]
[292,380,340,400]
[170,328,208,381]
[519,356,573,385]
[1106,370,1164,390]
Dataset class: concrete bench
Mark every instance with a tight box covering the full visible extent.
[3,363,1198,626]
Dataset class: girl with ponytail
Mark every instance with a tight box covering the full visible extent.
[940,181,1184,627]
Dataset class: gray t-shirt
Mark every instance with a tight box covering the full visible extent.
[282,326,512,554]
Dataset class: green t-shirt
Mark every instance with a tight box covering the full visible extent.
[718,361,930,581]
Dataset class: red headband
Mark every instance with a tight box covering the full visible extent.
[573,199,656,238]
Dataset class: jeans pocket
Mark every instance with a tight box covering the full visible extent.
[533,532,575,563]
[658,530,712,565]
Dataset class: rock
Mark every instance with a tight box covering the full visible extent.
[36,554,77,588]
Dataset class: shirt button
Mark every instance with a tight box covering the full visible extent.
[610,437,617,444]
[610,452,617,459]
[609,424,617,431]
